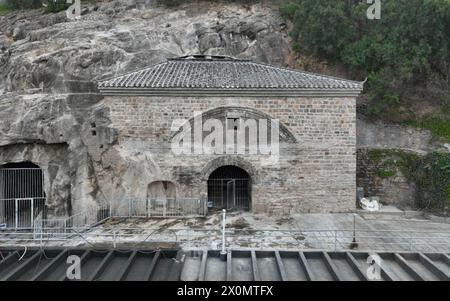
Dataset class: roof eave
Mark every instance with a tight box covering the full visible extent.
[98,87,363,97]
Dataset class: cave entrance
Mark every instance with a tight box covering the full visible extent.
[0,162,46,229]
[207,165,251,211]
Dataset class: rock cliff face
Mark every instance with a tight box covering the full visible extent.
[0,0,290,93]
[0,0,445,215]
[0,1,292,215]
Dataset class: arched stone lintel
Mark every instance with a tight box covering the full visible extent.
[201,156,258,184]
[170,106,298,143]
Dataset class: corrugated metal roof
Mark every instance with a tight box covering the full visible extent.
[98,55,364,96]
[1,248,449,281]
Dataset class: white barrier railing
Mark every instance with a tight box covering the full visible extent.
[0,198,46,230]
[31,197,207,239]
[33,201,111,239]
[2,227,450,253]
[111,197,208,218]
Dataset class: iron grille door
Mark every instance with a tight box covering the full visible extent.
[0,167,46,229]
[208,178,250,211]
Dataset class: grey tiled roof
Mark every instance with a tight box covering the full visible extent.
[98,55,363,96]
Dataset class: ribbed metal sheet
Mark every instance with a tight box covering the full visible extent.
[1,248,448,281]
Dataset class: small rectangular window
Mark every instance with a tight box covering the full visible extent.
[227,118,240,131]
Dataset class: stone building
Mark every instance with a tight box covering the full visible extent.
[97,55,363,215]
[0,54,363,228]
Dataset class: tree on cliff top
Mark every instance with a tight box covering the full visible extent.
[281,0,450,122]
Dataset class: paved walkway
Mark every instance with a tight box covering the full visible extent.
[64,211,450,252]
[2,211,450,252]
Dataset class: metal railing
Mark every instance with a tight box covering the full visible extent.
[33,202,110,240]
[0,198,46,230]
[221,229,450,252]
[1,194,447,252]
[30,197,207,239]
[2,227,450,253]
[111,197,208,218]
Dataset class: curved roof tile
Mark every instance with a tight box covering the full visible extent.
[98,55,364,96]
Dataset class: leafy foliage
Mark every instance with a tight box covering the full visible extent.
[0,3,10,15]
[367,149,419,180]
[404,108,450,142]
[43,0,71,13]
[5,0,43,9]
[3,0,97,13]
[281,0,450,120]
[155,0,264,8]
[368,150,450,211]
[411,152,450,211]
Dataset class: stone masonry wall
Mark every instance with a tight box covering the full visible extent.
[99,95,357,215]
[356,149,415,209]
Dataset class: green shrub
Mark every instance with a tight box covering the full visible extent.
[5,0,43,9]
[405,115,450,142]
[368,150,450,211]
[365,72,402,118]
[367,149,419,180]
[43,0,70,13]
[155,0,263,8]
[411,152,450,210]
[0,3,10,15]
[279,2,300,20]
[281,0,450,120]
[377,169,396,178]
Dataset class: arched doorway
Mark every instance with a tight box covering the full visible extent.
[147,181,177,217]
[207,165,251,211]
[147,181,177,201]
[0,162,46,229]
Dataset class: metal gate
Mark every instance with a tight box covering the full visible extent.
[207,179,250,210]
[0,167,46,229]
[110,197,208,218]
[148,198,207,217]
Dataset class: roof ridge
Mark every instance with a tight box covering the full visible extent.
[168,54,250,62]
[98,55,365,94]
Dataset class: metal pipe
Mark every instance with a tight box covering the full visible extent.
[220,209,227,261]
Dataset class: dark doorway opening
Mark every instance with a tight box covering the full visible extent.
[207,165,251,211]
[0,162,46,229]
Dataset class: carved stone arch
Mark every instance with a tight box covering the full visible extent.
[201,156,258,184]
[170,106,297,143]
[202,156,256,211]
[147,180,177,200]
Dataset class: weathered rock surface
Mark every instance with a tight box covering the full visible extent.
[0,92,114,215]
[356,117,448,209]
[357,117,445,155]
[0,1,291,215]
[0,0,445,215]
[0,0,290,93]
